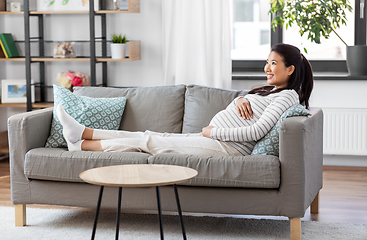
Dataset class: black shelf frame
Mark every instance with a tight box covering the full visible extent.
[23,0,111,111]
[90,0,108,87]
[24,0,46,111]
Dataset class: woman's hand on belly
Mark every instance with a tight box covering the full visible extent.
[202,126,214,138]
[236,97,253,120]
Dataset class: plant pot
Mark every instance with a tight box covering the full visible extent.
[110,43,126,59]
[346,45,367,76]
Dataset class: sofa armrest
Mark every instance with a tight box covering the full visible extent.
[278,107,323,217]
[7,107,54,204]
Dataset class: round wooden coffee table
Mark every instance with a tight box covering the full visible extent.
[80,164,198,240]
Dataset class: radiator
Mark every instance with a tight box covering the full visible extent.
[323,108,367,155]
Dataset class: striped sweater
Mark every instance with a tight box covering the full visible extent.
[209,89,299,155]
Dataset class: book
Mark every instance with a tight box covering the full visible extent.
[0,40,5,58]
[0,33,19,58]
[0,39,7,58]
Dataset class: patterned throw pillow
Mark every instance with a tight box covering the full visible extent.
[251,104,311,157]
[45,85,127,148]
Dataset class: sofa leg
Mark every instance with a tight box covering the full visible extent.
[289,217,301,240]
[15,204,26,227]
[310,192,319,214]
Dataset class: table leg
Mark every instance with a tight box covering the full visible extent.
[91,186,104,240]
[156,186,164,240]
[173,184,187,240]
[116,187,122,240]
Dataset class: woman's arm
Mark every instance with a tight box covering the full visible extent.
[210,90,299,142]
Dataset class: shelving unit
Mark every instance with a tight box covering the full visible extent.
[0,0,141,154]
[0,102,54,108]
[0,0,141,111]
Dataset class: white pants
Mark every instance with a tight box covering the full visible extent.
[92,129,241,156]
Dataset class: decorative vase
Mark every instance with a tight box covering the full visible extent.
[346,45,367,76]
[110,43,126,59]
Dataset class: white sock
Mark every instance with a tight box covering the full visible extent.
[56,104,85,143]
[67,139,84,151]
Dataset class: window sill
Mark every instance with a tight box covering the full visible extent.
[232,72,367,81]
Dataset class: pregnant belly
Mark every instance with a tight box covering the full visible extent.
[210,105,255,128]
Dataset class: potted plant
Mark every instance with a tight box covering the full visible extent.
[111,34,128,59]
[269,0,367,76]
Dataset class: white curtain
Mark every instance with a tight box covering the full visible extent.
[161,0,232,89]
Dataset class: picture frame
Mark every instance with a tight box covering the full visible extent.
[1,79,35,104]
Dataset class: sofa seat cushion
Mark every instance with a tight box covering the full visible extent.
[24,148,150,183]
[148,153,280,188]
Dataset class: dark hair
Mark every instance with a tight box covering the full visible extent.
[248,43,314,109]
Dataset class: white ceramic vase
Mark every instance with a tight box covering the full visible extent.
[110,43,126,59]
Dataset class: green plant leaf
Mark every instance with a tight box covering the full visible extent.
[111,34,128,44]
[48,0,55,7]
[268,0,350,45]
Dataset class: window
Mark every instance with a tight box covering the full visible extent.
[232,0,366,71]
[232,0,270,60]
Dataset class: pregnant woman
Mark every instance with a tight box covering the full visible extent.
[57,43,313,156]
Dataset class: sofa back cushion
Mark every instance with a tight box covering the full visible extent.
[73,85,186,133]
[182,85,247,133]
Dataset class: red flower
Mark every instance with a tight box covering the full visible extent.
[73,76,83,87]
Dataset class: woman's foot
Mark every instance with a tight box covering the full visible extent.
[56,104,85,144]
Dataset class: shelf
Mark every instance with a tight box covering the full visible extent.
[0,41,141,62]
[0,131,8,154]
[0,58,89,62]
[97,40,141,61]
[0,58,25,61]
[1,10,141,15]
[0,0,139,14]
[97,0,140,13]
[29,11,89,14]
[96,58,138,62]
[0,148,9,154]
[0,11,23,14]
[31,57,90,62]
[0,11,90,14]
[0,102,54,108]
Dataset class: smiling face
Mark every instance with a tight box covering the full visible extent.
[264,51,295,89]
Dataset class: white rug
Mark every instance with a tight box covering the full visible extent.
[0,206,366,240]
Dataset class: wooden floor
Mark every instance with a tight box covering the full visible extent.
[1,158,367,224]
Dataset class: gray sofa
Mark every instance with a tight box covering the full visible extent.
[8,84,323,240]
